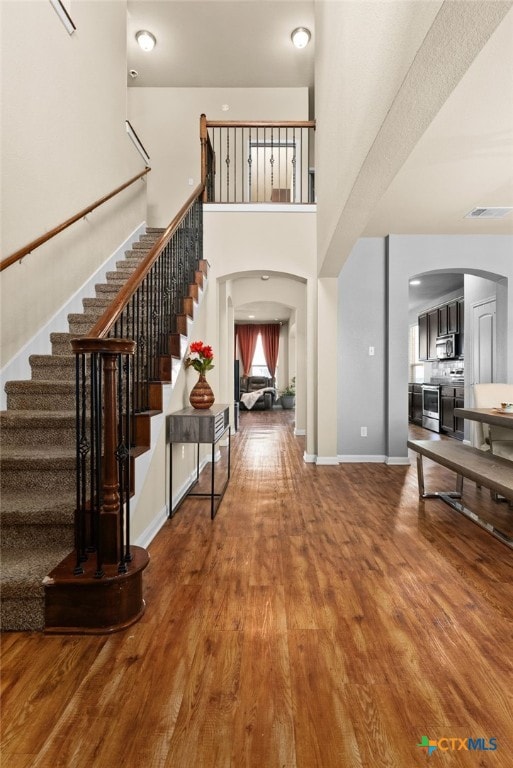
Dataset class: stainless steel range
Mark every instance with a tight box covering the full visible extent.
[421,384,441,432]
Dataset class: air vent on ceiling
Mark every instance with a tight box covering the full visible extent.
[465,206,513,219]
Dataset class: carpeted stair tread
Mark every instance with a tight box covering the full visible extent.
[5,379,75,393]
[50,332,82,355]
[5,380,76,411]
[0,409,75,426]
[0,410,76,447]
[1,444,75,465]
[1,545,73,599]
[0,487,75,522]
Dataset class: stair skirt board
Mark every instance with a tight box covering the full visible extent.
[1,227,207,633]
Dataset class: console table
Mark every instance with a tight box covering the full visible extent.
[167,404,231,519]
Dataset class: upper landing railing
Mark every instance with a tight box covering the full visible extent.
[200,115,316,205]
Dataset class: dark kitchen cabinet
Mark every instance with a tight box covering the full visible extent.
[440,300,459,335]
[427,309,438,360]
[440,386,464,440]
[418,314,428,361]
[438,305,448,336]
[418,296,464,362]
[454,388,465,439]
[418,310,438,361]
[447,300,459,333]
[441,387,455,432]
[409,384,423,425]
[457,298,465,356]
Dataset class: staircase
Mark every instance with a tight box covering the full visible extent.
[0,228,179,632]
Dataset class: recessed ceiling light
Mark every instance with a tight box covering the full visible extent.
[291,27,311,49]
[136,30,156,52]
[409,279,421,286]
[261,275,270,281]
[248,314,255,319]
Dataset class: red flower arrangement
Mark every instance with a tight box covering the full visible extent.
[185,340,215,375]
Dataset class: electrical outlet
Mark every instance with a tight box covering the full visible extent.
[369,346,375,356]
[188,178,194,186]
[360,427,367,437]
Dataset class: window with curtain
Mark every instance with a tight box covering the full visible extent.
[251,334,271,378]
[236,323,280,380]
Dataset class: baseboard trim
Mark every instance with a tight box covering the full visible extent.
[385,456,411,466]
[303,451,317,463]
[135,504,168,549]
[338,455,386,463]
[294,428,306,436]
[316,456,339,465]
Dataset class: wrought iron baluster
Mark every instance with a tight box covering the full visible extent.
[225,128,230,203]
[124,352,132,562]
[90,353,104,578]
[116,352,127,573]
[270,126,274,199]
[248,127,252,202]
[292,127,297,203]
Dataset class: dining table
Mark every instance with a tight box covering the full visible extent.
[454,407,513,430]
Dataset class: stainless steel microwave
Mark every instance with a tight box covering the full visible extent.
[435,334,456,359]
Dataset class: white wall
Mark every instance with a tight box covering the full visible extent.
[128,87,309,226]
[132,287,212,546]
[1,1,146,367]
[338,239,387,459]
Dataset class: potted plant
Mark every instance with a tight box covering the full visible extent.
[280,377,296,409]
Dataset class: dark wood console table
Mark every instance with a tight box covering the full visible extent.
[167,405,231,519]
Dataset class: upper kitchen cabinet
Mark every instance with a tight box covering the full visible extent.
[418,308,439,361]
[439,300,459,336]
[418,297,464,361]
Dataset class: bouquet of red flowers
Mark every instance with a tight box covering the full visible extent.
[185,341,215,375]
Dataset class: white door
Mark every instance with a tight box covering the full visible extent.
[472,299,496,385]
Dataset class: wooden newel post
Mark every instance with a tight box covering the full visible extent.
[72,337,135,565]
[100,349,122,562]
[200,113,209,203]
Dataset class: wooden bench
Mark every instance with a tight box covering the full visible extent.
[407,439,513,549]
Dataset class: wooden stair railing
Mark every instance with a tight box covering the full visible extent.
[46,183,206,632]
[0,168,151,272]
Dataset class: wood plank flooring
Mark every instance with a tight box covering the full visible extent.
[2,410,512,767]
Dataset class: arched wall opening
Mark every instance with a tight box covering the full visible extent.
[387,233,511,461]
[216,269,308,436]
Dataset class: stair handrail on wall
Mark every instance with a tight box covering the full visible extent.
[0,168,151,272]
[200,114,316,204]
[70,183,206,580]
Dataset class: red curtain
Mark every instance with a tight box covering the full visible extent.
[236,324,259,376]
[259,324,280,378]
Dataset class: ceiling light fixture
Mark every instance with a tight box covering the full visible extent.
[261,275,270,281]
[291,27,311,49]
[409,279,421,286]
[136,30,156,52]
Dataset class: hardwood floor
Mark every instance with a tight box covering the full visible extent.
[2,410,512,767]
